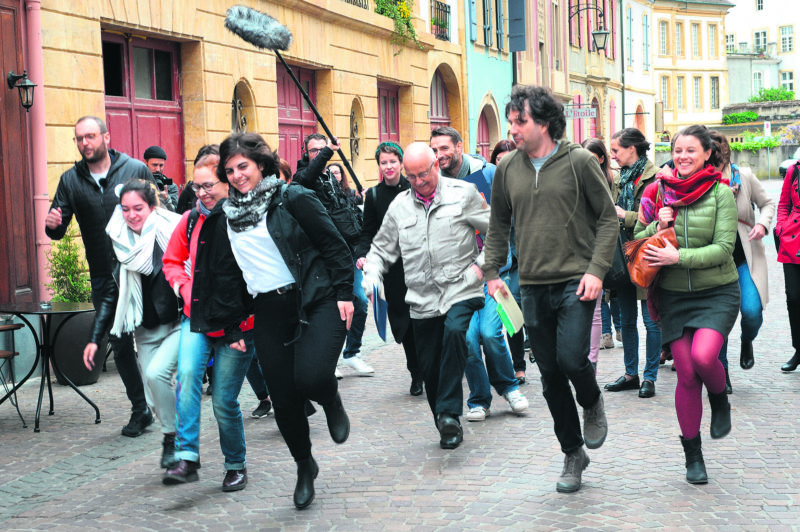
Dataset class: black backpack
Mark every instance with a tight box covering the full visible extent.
[314,171,363,247]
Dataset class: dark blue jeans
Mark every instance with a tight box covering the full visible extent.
[617,282,661,382]
[343,257,368,359]
[412,298,484,419]
[600,292,621,335]
[521,280,601,453]
[245,350,269,401]
[719,262,764,368]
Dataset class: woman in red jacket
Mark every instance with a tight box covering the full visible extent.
[776,160,800,371]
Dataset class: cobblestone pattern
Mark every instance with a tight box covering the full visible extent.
[0,180,798,529]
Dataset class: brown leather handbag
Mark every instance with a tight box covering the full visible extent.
[623,227,679,288]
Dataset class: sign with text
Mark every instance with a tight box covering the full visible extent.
[565,107,597,119]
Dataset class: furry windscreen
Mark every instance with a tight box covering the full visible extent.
[225,5,293,51]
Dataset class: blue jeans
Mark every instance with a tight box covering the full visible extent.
[174,316,252,470]
[503,266,527,372]
[600,292,622,336]
[343,257,369,359]
[245,350,269,401]
[719,263,764,368]
[465,287,519,409]
[521,280,600,453]
[617,283,661,382]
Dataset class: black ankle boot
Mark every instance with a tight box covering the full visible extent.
[293,456,319,510]
[679,434,708,484]
[160,433,177,469]
[740,340,754,370]
[725,367,732,395]
[708,390,731,439]
[781,351,800,372]
[322,392,350,444]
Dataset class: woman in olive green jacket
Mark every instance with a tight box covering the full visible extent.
[634,125,739,486]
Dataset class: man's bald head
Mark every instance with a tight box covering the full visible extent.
[403,142,439,198]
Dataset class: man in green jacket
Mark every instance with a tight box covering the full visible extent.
[482,86,618,493]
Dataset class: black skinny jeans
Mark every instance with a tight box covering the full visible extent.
[253,292,347,461]
[520,279,601,454]
[412,297,483,420]
[784,263,800,352]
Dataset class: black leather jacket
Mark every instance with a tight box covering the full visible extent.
[46,150,154,278]
[88,247,179,345]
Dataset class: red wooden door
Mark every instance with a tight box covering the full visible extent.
[378,84,399,143]
[102,32,186,184]
[429,70,450,129]
[277,66,317,174]
[477,110,490,160]
[0,0,37,304]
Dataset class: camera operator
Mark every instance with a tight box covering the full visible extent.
[144,145,179,211]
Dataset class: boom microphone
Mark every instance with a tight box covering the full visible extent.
[224,5,292,51]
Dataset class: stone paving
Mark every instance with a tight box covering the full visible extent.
[1,179,799,530]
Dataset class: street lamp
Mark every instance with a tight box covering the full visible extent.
[6,70,36,112]
[568,1,610,52]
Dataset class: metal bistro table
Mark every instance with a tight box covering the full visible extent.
[0,301,100,431]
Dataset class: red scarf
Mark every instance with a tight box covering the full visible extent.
[638,164,724,224]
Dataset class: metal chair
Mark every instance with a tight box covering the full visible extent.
[0,323,27,427]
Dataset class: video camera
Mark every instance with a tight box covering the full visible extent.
[152,171,173,192]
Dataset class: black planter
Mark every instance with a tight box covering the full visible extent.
[50,311,105,386]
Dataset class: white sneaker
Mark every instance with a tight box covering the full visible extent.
[342,356,375,376]
[503,389,529,414]
[335,367,343,379]
[466,406,489,422]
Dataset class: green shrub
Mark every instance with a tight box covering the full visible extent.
[46,223,92,303]
[730,131,781,152]
[722,111,759,124]
[748,87,795,102]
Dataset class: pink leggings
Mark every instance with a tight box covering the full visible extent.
[671,328,726,439]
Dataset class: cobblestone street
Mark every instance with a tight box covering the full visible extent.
[1,180,798,530]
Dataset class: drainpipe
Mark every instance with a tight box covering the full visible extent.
[620,0,626,129]
[25,0,50,299]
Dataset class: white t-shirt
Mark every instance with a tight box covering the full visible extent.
[227,214,296,296]
[90,170,108,188]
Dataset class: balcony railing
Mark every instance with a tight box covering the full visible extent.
[340,0,369,8]
[431,0,450,42]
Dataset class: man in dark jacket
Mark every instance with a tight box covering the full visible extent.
[482,86,616,494]
[45,115,154,437]
[294,134,373,377]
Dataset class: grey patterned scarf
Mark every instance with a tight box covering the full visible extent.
[223,175,282,232]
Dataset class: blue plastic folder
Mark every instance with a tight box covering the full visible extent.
[373,284,388,341]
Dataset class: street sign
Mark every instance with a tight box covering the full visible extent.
[565,107,597,119]
[765,121,771,137]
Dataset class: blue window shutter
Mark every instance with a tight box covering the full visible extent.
[470,0,478,42]
[508,0,525,52]
[484,0,493,47]
[496,0,505,51]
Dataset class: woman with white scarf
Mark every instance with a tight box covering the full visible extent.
[83,179,182,470]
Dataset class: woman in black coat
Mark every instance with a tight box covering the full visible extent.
[355,142,422,396]
[219,132,354,510]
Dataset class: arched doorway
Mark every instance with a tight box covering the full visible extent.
[589,97,600,138]
[477,111,490,160]
[634,104,645,133]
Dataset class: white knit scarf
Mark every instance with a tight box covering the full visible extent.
[106,206,181,336]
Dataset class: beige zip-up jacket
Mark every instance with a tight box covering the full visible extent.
[363,177,490,319]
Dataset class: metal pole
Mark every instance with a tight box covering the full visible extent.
[274,50,363,192]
